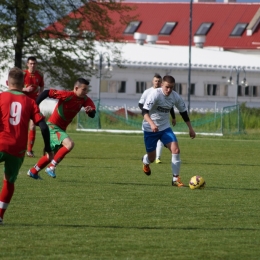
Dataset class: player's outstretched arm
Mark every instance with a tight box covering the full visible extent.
[36,90,50,105]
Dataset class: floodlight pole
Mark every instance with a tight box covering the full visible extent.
[97,53,103,105]
[230,66,246,106]
[97,53,103,129]
[228,66,247,133]
[96,52,111,129]
[235,69,239,106]
[187,0,193,114]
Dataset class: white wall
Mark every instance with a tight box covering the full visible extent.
[88,65,260,104]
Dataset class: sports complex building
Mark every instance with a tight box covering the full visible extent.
[85,0,260,109]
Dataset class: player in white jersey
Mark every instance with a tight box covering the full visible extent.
[139,74,176,164]
[141,75,196,187]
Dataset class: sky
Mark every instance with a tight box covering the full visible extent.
[128,0,260,2]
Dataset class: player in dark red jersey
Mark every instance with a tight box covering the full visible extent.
[0,67,53,224]
[27,78,96,179]
[23,56,44,157]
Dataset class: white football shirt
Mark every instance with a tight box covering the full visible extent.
[142,88,187,132]
[139,87,154,105]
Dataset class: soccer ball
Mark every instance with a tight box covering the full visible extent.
[189,175,206,190]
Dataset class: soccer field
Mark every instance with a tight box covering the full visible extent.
[1,132,260,259]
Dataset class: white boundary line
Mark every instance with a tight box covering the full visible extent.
[76,128,223,136]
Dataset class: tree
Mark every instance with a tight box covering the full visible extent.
[0,0,135,89]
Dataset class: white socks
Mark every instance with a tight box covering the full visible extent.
[142,154,150,165]
[171,154,181,178]
[143,152,181,173]
[156,140,163,159]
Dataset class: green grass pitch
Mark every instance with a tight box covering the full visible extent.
[1,132,260,259]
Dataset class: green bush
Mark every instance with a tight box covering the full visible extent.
[240,102,260,129]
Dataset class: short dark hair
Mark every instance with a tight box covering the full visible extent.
[27,56,37,62]
[153,73,162,79]
[163,75,175,84]
[75,78,89,86]
[8,67,24,85]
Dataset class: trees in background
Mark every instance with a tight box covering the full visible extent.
[0,0,135,89]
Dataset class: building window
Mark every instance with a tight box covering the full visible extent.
[245,86,249,96]
[238,85,243,96]
[205,84,227,96]
[243,85,258,97]
[174,83,182,95]
[189,84,195,95]
[230,23,248,36]
[195,22,213,35]
[206,84,218,96]
[124,21,141,34]
[159,22,177,35]
[100,80,126,93]
[136,81,150,93]
[175,83,195,96]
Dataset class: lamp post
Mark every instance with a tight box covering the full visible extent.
[227,66,247,133]
[95,52,112,129]
[227,66,247,105]
[187,0,193,114]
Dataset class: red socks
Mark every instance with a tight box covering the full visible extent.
[0,180,15,219]
[30,147,70,174]
[49,146,70,168]
[27,129,36,152]
[30,155,50,174]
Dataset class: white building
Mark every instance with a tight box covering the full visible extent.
[88,42,260,107]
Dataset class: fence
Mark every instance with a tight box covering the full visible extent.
[77,101,244,136]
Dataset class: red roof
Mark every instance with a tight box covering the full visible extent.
[119,2,260,50]
[48,2,260,50]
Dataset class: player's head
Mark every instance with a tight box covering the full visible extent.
[152,73,162,88]
[74,78,90,98]
[26,56,37,72]
[7,67,24,90]
[161,75,175,96]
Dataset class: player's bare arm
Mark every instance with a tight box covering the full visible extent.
[171,118,177,127]
[185,121,196,139]
[143,110,158,132]
[179,110,196,139]
[84,106,93,113]
[23,85,34,92]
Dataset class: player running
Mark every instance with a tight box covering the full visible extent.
[27,78,96,179]
[141,75,196,187]
[23,56,44,157]
[0,67,53,224]
[138,73,176,164]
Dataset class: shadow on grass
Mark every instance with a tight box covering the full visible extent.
[109,182,260,191]
[182,161,260,167]
[68,155,139,160]
[205,186,260,191]
[7,223,260,231]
